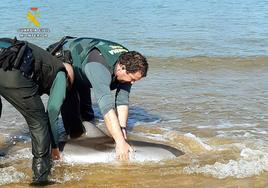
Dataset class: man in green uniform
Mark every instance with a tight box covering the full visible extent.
[48,37,148,161]
[0,38,74,185]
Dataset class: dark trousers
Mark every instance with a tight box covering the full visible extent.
[0,69,51,183]
[61,77,94,138]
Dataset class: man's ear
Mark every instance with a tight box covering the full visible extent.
[121,65,126,70]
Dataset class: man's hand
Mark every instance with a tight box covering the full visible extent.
[103,109,132,161]
[115,140,133,161]
[51,148,61,160]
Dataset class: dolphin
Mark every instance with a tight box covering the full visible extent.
[59,122,184,163]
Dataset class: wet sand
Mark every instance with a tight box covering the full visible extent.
[2,163,268,188]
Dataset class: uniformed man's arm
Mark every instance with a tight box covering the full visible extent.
[115,83,131,139]
[84,62,133,160]
[116,105,128,139]
[47,71,67,149]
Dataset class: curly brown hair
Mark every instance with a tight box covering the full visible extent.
[117,51,148,77]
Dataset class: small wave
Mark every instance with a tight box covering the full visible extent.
[131,119,162,126]
[133,132,167,142]
[163,131,213,154]
[198,122,257,129]
[183,147,268,179]
[164,119,182,123]
[216,129,268,139]
[184,133,213,151]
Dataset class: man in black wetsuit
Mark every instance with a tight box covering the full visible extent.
[0,38,74,185]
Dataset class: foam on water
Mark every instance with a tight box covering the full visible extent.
[61,152,116,164]
[183,147,268,179]
[0,166,27,185]
[0,148,32,185]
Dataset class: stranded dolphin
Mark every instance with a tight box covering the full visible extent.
[59,122,184,163]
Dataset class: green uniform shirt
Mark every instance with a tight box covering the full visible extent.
[63,38,132,116]
[84,62,131,115]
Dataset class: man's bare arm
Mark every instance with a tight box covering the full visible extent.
[116,105,129,139]
[104,109,133,160]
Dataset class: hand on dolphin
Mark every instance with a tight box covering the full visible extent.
[116,140,133,161]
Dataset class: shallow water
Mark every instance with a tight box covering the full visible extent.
[1,56,268,187]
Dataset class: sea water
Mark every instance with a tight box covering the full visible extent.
[0,0,268,187]
[0,0,267,57]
